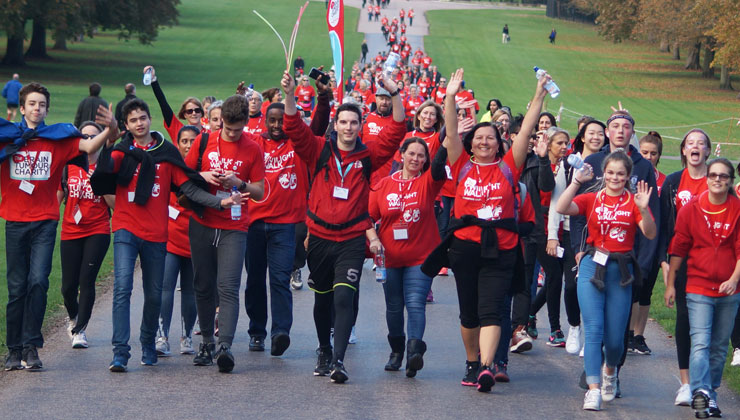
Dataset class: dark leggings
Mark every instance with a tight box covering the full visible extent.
[60,234,110,334]
[530,241,564,332]
[315,286,356,364]
[293,222,307,271]
[512,241,537,328]
[731,306,740,349]
[675,263,690,370]
[560,231,580,327]
[637,257,660,306]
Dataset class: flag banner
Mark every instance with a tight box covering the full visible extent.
[327,0,344,103]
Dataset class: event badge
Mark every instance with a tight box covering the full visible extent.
[593,247,610,266]
[168,205,180,220]
[19,180,35,195]
[128,191,135,202]
[556,246,565,258]
[73,205,83,225]
[392,223,409,240]
[333,186,349,200]
[477,206,493,220]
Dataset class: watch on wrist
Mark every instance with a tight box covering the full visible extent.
[390,90,399,97]
[239,181,248,191]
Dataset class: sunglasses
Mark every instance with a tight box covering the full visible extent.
[81,133,95,139]
[708,172,732,181]
[184,108,203,115]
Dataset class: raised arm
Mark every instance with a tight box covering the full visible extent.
[310,74,333,136]
[378,74,405,123]
[281,71,298,117]
[512,76,548,168]
[144,66,176,127]
[634,180,657,240]
[79,104,119,154]
[443,68,464,165]
[556,163,594,215]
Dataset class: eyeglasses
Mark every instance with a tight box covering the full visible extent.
[81,133,95,139]
[184,108,203,115]
[708,172,732,181]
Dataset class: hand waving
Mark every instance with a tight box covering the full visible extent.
[634,180,652,210]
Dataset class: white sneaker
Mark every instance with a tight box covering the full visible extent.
[348,326,358,344]
[180,336,195,355]
[674,383,691,406]
[732,348,740,366]
[566,325,582,354]
[601,366,617,402]
[579,345,584,357]
[156,336,171,356]
[583,389,602,411]
[72,331,88,349]
[67,317,76,340]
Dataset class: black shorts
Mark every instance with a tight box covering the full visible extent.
[306,234,366,293]
[7,103,18,109]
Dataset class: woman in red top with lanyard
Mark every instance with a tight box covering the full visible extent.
[59,121,115,349]
[369,137,447,378]
[436,68,547,393]
[665,158,740,419]
[556,150,656,411]
[144,66,206,141]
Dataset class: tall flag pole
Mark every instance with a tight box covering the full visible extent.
[327,0,345,103]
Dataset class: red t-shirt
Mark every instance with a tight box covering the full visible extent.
[675,169,707,214]
[110,150,190,242]
[245,114,266,135]
[184,130,265,231]
[295,85,316,112]
[166,192,193,257]
[0,137,81,222]
[452,150,522,250]
[655,168,666,195]
[369,171,444,268]
[422,56,432,69]
[404,96,424,119]
[61,163,111,240]
[573,190,646,253]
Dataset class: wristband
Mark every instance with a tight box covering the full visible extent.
[390,90,399,97]
[239,181,248,192]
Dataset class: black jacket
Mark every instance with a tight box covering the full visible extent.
[656,169,686,265]
[74,96,108,128]
[519,152,555,244]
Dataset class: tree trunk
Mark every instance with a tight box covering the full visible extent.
[702,45,715,78]
[672,43,680,60]
[53,28,67,50]
[659,39,670,52]
[719,66,733,90]
[1,35,26,66]
[25,19,49,58]
[684,42,701,70]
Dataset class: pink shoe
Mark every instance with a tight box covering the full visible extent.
[438,267,448,276]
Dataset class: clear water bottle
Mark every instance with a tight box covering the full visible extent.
[567,153,584,170]
[375,249,386,283]
[143,69,153,86]
[384,52,401,77]
[533,66,560,98]
[230,186,241,221]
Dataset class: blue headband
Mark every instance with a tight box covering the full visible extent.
[606,114,635,127]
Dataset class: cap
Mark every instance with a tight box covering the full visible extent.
[375,87,392,97]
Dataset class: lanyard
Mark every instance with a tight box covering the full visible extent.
[334,155,353,187]
[396,172,418,216]
[596,189,627,247]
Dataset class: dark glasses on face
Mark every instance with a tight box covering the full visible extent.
[81,133,95,139]
[184,108,203,115]
[708,172,731,181]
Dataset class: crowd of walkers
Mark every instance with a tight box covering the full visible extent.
[2,47,740,419]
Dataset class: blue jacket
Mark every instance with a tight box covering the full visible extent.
[2,80,22,105]
[569,144,660,274]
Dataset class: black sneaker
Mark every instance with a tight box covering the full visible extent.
[21,345,42,370]
[249,336,265,352]
[709,399,722,418]
[193,342,215,366]
[693,390,711,419]
[632,335,652,355]
[476,365,495,392]
[4,349,22,371]
[314,346,332,376]
[461,360,480,386]
[290,269,303,290]
[271,333,290,356]
[627,330,636,353]
[214,344,235,373]
[330,361,349,383]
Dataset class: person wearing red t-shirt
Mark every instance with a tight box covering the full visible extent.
[369,137,446,377]
[399,8,405,23]
[89,98,243,373]
[665,158,740,419]
[374,5,380,20]
[656,128,711,404]
[408,8,414,25]
[388,32,397,47]
[400,24,407,36]
[244,90,266,135]
[431,77,447,105]
[364,88,397,188]
[295,76,317,118]
[183,95,265,373]
[421,56,432,70]
[424,68,547,392]
[403,85,424,123]
[381,16,388,26]
[157,125,200,357]
[367,4,373,21]
[455,86,480,114]
[281,70,406,383]
[144,66,206,142]
[557,151,656,411]
[59,121,116,351]
[1,82,117,371]
[410,56,421,69]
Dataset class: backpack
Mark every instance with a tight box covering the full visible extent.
[457,159,521,221]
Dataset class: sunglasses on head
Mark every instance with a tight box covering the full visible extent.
[708,172,732,181]
[184,108,203,115]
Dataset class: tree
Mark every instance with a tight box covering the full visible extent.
[571,0,641,42]
[93,0,181,44]
[695,0,739,90]
[1,1,28,65]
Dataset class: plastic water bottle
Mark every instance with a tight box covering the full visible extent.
[534,66,560,98]
[230,186,241,221]
[143,69,153,86]
[384,52,401,77]
[375,249,386,283]
[567,154,584,170]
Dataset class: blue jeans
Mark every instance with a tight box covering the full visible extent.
[160,252,196,339]
[494,294,512,366]
[245,221,295,338]
[111,229,167,360]
[687,292,740,401]
[5,220,57,350]
[383,265,432,340]
[577,254,633,385]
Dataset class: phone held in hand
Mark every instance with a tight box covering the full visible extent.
[308,67,330,85]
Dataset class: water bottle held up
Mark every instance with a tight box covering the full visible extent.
[230,186,241,221]
[143,69,153,86]
[375,249,386,283]
[533,66,560,98]
[383,53,401,77]
[567,153,584,170]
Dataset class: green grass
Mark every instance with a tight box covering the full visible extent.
[425,8,740,160]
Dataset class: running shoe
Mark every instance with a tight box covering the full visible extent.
[510,325,533,353]
[330,361,349,383]
[67,316,76,340]
[632,335,651,355]
[180,336,195,355]
[437,267,448,276]
[565,325,582,354]
[526,315,538,340]
[476,366,495,392]
[314,346,333,376]
[193,342,215,366]
[692,389,711,419]
[156,336,171,356]
[109,355,128,373]
[72,331,89,349]
[708,399,722,418]
[348,326,358,344]
[627,330,636,353]
[141,345,158,366]
[580,346,584,357]
[583,389,602,411]
[461,360,480,386]
[21,345,42,370]
[249,336,265,351]
[547,329,566,347]
[214,311,219,337]
[675,383,692,406]
[271,333,291,356]
[537,268,545,287]
[732,348,740,367]
[601,367,617,402]
[493,363,510,383]
[290,269,303,290]
[4,349,22,371]
[215,344,235,373]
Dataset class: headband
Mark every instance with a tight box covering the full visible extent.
[606,114,635,127]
